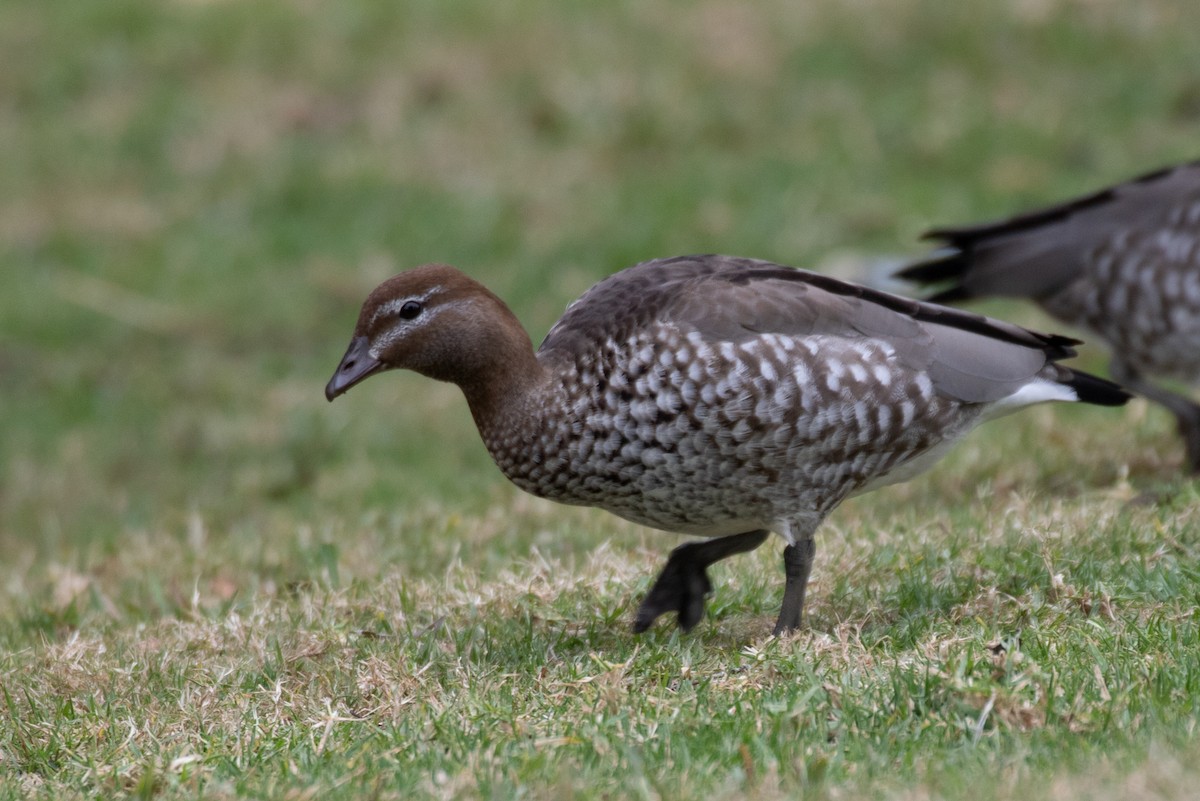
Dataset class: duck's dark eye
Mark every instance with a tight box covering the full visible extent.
[399,300,423,320]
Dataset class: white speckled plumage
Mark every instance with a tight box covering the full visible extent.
[328,255,1128,635]
[900,161,1200,470]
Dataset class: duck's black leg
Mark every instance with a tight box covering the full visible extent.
[633,529,769,633]
[1110,358,1200,473]
[773,535,815,635]
[1177,406,1200,473]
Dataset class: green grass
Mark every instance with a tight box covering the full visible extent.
[3,0,1200,797]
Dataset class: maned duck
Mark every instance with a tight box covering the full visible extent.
[326,255,1129,635]
[898,162,1200,471]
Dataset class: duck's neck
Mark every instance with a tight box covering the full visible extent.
[453,310,554,455]
[462,349,547,426]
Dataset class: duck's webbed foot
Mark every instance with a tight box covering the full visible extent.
[633,529,769,633]
[632,551,713,633]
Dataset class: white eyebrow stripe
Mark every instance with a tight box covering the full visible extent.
[371,286,443,326]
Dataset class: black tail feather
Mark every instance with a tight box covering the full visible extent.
[894,248,976,302]
[924,285,974,305]
[894,248,968,284]
[1065,369,1132,407]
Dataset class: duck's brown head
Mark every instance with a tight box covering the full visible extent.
[325,263,535,401]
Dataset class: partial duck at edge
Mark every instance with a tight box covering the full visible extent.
[899,161,1200,472]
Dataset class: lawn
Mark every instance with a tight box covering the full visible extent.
[2,0,1200,798]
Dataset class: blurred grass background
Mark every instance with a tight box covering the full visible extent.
[2,0,1200,797]
[4,0,1197,556]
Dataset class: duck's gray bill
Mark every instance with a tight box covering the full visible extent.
[325,336,382,401]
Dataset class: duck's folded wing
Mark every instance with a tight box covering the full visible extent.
[545,254,1091,406]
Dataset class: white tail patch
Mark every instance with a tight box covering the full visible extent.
[979,378,1078,422]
